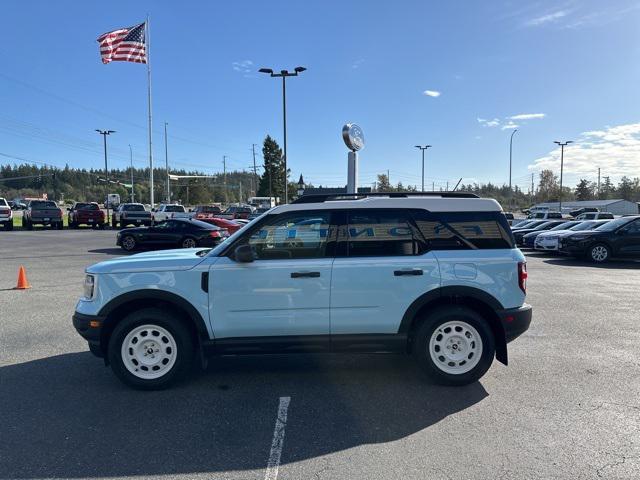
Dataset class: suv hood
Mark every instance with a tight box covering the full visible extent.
[87,248,208,274]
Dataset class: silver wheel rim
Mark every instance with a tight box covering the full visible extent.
[183,238,196,248]
[121,324,177,380]
[429,320,483,375]
[591,246,608,261]
[122,236,135,250]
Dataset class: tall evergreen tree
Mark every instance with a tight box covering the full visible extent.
[574,179,594,201]
[617,176,633,200]
[600,176,615,200]
[257,135,286,201]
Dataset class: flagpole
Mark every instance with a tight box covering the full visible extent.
[146,15,154,207]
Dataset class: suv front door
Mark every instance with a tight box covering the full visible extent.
[330,209,440,339]
[208,211,335,345]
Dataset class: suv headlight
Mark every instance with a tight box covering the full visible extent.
[83,274,96,300]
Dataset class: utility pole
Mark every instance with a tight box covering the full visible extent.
[597,167,601,198]
[252,143,258,196]
[95,129,115,226]
[446,181,449,191]
[222,155,227,203]
[164,122,170,203]
[387,169,390,189]
[554,140,573,213]
[509,129,518,209]
[259,66,307,203]
[531,173,534,205]
[129,144,135,203]
[414,145,432,192]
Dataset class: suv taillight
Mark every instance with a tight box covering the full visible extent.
[518,262,527,294]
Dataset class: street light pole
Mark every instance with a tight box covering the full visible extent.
[259,66,306,204]
[414,145,432,191]
[509,129,517,209]
[554,140,573,213]
[96,129,115,226]
[129,144,134,203]
[164,122,170,203]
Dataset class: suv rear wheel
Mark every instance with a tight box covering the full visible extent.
[412,306,495,386]
[107,308,194,390]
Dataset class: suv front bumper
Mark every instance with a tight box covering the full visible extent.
[498,304,532,342]
[73,311,105,356]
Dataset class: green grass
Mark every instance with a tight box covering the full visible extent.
[12,214,70,228]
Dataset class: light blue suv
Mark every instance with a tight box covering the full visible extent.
[73,193,532,389]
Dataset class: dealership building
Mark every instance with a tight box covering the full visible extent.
[534,199,639,216]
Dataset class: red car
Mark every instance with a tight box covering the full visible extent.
[68,202,105,228]
[197,215,243,234]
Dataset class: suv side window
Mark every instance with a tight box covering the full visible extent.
[247,211,333,260]
[412,211,514,250]
[343,210,424,257]
[620,219,640,235]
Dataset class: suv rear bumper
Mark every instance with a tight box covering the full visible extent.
[498,304,532,342]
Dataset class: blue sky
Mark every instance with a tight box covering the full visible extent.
[1,0,639,192]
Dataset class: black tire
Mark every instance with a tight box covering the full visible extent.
[120,234,137,251]
[56,221,63,230]
[181,236,198,248]
[589,243,611,263]
[107,308,194,390]
[412,306,495,386]
[24,218,33,230]
[5,221,13,231]
[111,217,117,228]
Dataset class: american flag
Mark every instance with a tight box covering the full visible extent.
[97,22,147,64]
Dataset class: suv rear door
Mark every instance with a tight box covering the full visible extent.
[209,210,334,343]
[329,209,440,338]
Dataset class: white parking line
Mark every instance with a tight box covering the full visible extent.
[264,396,291,480]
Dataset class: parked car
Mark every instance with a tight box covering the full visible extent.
[569,207,599,218]
[116,218,229,251]
[191,205,222,222]
[511,220,548,231]
[11,201,27,210]
[534,219,611,252]
[151,204,192,224]
[558,215,640,262]
[529,211,563,220]
[105,193,121,209]
[513,220,567,246]
[22,200,63,230]
[218,205,253,220]
[112,203,152,228]
[73,192,532,389]
[0,197,14,230]
[197,216,243,234]
[521,220,581,248]
[68,202,105,228]
[575,211,615,220]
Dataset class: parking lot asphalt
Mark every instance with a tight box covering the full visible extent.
[1,229,639,480]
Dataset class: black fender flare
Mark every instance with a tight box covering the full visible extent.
[98,289,209,338]
[398,286,509,365]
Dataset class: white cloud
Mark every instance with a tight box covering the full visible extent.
[232,60,253,76]
[423,90,441,97]
[509,113,546,120]
[501,122,519,130]
[525,10,570,26]
[352,58,365,69]
[478,117,500,128]
[528,122,640,178]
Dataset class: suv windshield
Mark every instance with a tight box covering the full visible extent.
[122,204,145,211]
[31,201,57,209]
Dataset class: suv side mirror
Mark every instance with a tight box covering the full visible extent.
[234,244,254,263]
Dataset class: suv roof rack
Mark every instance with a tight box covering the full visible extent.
[291,191,479,204]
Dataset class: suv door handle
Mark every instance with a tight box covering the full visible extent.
[291,271,321,278]
[394,269,423,276]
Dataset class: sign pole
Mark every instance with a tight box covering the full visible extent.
[146,15,154,207]
[342,123,365,194]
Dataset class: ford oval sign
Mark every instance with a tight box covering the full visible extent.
[342,123,365,151]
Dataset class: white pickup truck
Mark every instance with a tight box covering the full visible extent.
[151,204,192,224]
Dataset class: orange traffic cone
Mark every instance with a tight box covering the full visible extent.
[15,266,31,290]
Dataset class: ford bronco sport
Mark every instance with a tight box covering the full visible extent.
[73,192,532,389]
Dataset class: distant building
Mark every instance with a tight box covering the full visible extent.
[535,199,639,216]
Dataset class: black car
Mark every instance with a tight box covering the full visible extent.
[558,215,640,263]
[116,218,229,251]
[513,220,566,245]
[521,220,582,248]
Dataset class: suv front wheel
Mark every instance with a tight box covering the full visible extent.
[412,306,495,386]
[107,308,194,390]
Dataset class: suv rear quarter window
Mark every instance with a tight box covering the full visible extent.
[412,211,514,250]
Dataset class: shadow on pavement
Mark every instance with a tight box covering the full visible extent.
[542,257,640,269]
[87,248,132,255]
[0,352,488,478]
